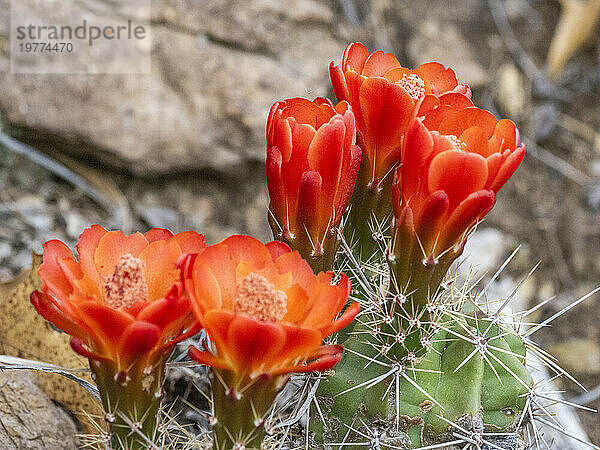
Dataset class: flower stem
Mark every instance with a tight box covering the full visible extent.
[92,359,165,450]
[211,369,281,450]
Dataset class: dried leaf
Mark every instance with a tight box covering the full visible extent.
[0,253,104,432]
[547,0,600,79]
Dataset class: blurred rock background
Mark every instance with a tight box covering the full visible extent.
[0,0,598,447]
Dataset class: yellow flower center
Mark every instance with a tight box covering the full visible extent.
[104,254,148,309]
[235,273,287,322]
[396,73,425,100]
[445,134,466,150]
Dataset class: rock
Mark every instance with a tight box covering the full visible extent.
[0,241,10,260]
[0,371,79,449]
[459,228,515,275]
[135,204,180,230]
[587,182,600,211]
[407,20,490,88]
[0,0,346,175]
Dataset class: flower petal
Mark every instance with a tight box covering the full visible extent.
[30,291,85,340]
[144,228,174,243]
[70,337,111,363]
[359,77,415,181]
[227,315,286,377]
[319,301,361,337]
[118,321,161,367]
[76,224,107,284]
[415,62,459,94]
[415,190,450,252]
[138,238,182,301]
[273,345,343,375]
[188,346,231,370]
[188,259,230,313]
[297,170,323,240]
[265,240,292,260]
[343,42,370,74]
[39,240,76,299]
[220,235,274,271]
[438,107,498,139]
[362,50,400,77]
[94,231,148,277]
[440,190,496,251]
[173,231,206,255]
[307,116,346,211]
[302,272,351,330]
[278,323,322,365]
[401,120,435,200]
[488,145,526,192]
[427,150,488,208]
[273,249,317,291]
[330,61,349,101]
[77,301,135,348]
[266,146,286,227]
[136,295,188,328]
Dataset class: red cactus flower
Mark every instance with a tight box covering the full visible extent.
[182,235,359,449]
[30,225,206,448]
[330,42,472,187]
[389,106,525,298]
[329,42,474,256]
[266,97,361,271]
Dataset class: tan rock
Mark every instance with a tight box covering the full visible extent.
[0,371,79,449]
[0,0,346,175]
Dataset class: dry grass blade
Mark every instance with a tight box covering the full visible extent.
[0,355,99,400]
[547,0,600,79]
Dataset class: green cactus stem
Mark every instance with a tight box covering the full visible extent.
[210,369,281,450]
[314,330,390,445]
[396,306,533,447]
[344,158,394,262]
[316,299,534,449]
[92,357,166,450]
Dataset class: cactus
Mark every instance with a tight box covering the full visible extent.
[311,230,536,449]
[394,305,533,447]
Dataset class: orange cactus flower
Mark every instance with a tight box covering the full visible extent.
[266,97,361,272]
[389,106,526,301]
[184,235,359,379]
[32,225,205,370]
[182,235,359,449]
[30,225,206,448]
[329,42,473,256]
